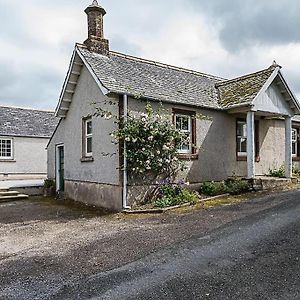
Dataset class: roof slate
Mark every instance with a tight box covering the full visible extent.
[0,106,58,138]
[78,46,224,109]
[76,45,288,111]
[216,66,277,109]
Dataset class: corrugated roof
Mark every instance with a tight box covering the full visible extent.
[0,106,58,138]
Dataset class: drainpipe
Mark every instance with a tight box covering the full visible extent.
[122,94,130,209]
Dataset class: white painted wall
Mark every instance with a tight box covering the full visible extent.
[47,65,120,185]
[254,82,293,116]
[0,136,49,180]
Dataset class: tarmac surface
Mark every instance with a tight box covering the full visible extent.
[0,190,299,299]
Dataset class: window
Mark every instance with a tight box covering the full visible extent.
[292,127,298,158]
[237,121,247,157]
[83,118,93,157]
[175,114,194,154]
[236,119,260,161]
[0,138,13,160]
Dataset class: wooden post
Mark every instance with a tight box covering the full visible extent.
[247,111,255,178]
[285,116,292,178]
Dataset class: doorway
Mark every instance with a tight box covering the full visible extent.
[56,145,65,192]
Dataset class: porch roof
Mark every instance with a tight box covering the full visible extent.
[216,65,278,109]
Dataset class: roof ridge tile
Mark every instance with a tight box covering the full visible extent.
[216,65,277,87]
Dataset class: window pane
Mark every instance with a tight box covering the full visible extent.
[87,137,92,154]
[175,115,192,153]
[237,122,247,137]
[181,116,189,131]
[180,143,190,151]
[292,129,297,142]
[86,120,92,135]
[292,143,297,155]
[240,138,247,153]
[175,115,190,131]
[175,117,181,130]
[0,139,12,158]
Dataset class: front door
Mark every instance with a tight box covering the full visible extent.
[56,145,65,192]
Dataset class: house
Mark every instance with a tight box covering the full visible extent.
[47,1,300,211]
[0,106,57,181]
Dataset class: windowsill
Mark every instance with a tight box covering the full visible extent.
[237,156,247,161]
[0,159,16,163]
[80,156,94,163]
[237,156,260,162]
[177,153,198,160]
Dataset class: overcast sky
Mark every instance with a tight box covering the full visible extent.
[1,0,300,110]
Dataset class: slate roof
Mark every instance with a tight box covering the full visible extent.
[77,45,224,109]
[75,45,296,112]
[0,106,58,138]
[216,66,277,109]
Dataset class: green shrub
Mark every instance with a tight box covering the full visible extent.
[269,165,285,178]
[44,179,55,188]
[153,182,199,208]
[154,197,173,208]
[293,165,300,177]
[200,179,251,196]
[200,181,226,196]
[225,179,251,195]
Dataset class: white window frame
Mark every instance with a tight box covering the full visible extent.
[175,114,192,154]
[0,137,13,160]
[84,118,93,157]
[237,121,247,157]
[292,128,298,157]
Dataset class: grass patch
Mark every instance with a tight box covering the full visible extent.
[201,196,242,209]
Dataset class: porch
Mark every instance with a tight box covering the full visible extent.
[237,111,293,179]
[227,67,300,180]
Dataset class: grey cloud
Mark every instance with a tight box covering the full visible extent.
[0,3,40,48]
[110,36,142,56]
[189,0,300,51]
[0,62,61,109]
[1,0,300,110]
[283,70,300,100]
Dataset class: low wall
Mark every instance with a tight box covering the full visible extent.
[12,186,44,196]
[128,182,203,207]
[64,180,122,212]
[0,174,47,181]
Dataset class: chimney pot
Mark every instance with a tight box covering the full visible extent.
[84,1,109,55]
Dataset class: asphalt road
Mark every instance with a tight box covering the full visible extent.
[54,190,300,300]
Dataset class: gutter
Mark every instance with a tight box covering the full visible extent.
[122,94,130,209]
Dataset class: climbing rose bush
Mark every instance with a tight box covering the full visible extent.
[111,104,187,177]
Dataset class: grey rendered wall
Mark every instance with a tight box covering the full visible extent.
[0,136,49,180]
[128,98,288,183]
[255,119,285,175]
[127,98,241,183]
[47,65,122,210]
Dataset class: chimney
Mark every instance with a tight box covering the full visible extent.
[84,0,109,56]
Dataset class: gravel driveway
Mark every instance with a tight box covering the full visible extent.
[0,191,298,299]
